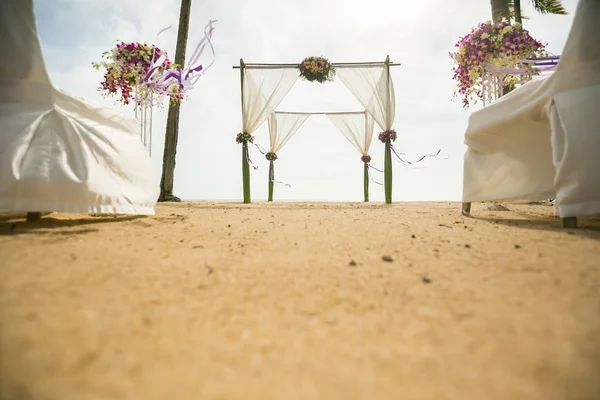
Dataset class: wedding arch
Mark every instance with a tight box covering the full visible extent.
[232,56,400,203]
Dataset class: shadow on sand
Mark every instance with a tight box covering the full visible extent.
[0,214,147,236]
[472,212,600,241]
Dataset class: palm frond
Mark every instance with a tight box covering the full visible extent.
[530,0,568,15]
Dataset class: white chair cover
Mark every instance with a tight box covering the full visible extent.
[462,0,600,218]
[0,0,158,214]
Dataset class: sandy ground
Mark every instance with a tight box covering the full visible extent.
[1,201,599,400]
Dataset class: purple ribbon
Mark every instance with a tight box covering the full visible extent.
[366,165,384,186]
[246,147,259,170]
[390,144,443,165]
[271,178,292,188]
[367,164,384,173]
[254,143,268,155]
[138,20,217,106]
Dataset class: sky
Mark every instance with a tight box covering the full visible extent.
[33,0,578,202]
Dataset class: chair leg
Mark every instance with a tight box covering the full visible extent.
[461,202,471,216]
[561,216,577,229]
[26,212,42,222]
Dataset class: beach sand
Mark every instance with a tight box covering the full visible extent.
[1,202,599,400]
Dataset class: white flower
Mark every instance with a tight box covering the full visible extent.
[501,26,513,34]
[481,33,489,39]
[485,20,492,25]
[459,45,466,54]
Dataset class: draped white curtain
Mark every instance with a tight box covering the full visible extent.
[243,68,299,134]
[326,111,374,156]
[335,66,396,131]
[267,112,310,153]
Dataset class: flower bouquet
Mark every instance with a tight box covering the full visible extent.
[92,42,183,106]
[450,20,547,108]
[298,56,335,83]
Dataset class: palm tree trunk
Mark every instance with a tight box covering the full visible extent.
[490,0,511,22]
[158,0,192,202]
[514,0,523,24]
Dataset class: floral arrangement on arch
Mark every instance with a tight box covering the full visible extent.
[236,132,254,144]
[450,20,547,108]
[92,42,183,106]
[298,56,335,83]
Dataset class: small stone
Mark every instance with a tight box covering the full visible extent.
[422,276,432,284]
[465,244,471,248]
[348,260,357,267]
[411,234,416,239]
[382,255,393,262]
[514,244,522,249]
[228,224,231,228]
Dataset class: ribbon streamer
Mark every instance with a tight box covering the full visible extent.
[367,163,384,173]
[138,20,217,107]
[389,144,443,166]
[366,165,384,186]
[254,143,268,155]
[271,179,292,188]
[246,147,259,170]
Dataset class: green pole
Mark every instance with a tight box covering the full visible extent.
[384,139,392,204]
[242,143,251,203]
[384,55,393,204]
[239,59,251,204]
[363,162,369,202]
[268,160,274,202]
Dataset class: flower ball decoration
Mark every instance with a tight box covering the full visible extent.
[378,130,397,143]
[236,132,254,144]
[298,56,336,83]
[265,152,278,161]
[450,20,547,108]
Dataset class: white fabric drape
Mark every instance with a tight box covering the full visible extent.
[462,0,600,218]
[326,112,374,156]
[243,68,299,134]
[0,0,158,214]
[267,112,310,154]
[335,66,395,131]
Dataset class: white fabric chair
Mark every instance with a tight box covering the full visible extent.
[461,0,600,227]
[0,0,159,217]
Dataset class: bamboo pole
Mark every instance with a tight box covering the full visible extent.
[363,163,369,202]
[384,55,393,204]
[268,160,274,202]
[232,62,401,69]
[240,58,251,203]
